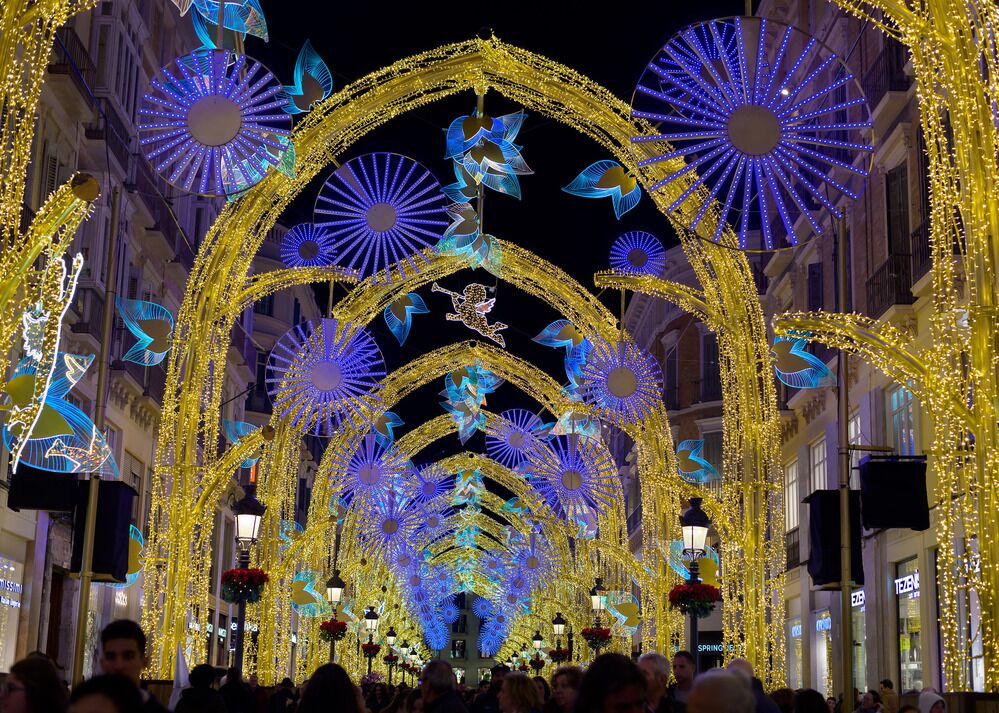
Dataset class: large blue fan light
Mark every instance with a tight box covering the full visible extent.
[579,340,663,423]
[632,17,872,250]
[485,409,551,469]
[525,435,617,520]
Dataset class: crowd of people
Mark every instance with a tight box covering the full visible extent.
[0,620,950,713]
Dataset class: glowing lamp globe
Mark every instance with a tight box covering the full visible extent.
[326,570,345,604]
[552,612,566,637]
[233,492,266,548]
[680,497,711,558]
[364,606,380,632]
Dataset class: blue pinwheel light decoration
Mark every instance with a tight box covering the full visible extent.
[563,160,641,218]
[115,297,174,366]
[280,40,333,114]
[222,419,260,468]
[485,409,551,469]
[772,334,835,388]
[383,293,430,346]
[632,17,873,250]
[266,318,385,435]
[533,320,593,389]
[138,49,291,197]
[314,153,449,283]
[445,111,533,199]
[579,340,663,423]
[280,223,337,269]
[676,439,720,484]
[526,435,617,520]
[609,231,667,277]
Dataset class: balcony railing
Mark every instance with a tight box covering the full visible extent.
[246,390,272,415]
[865,254,914,318]
[48,27,97,105]
[85,97,131,170]
[663,385,680,411]
[786,528,800,570]
[70,287,104,342]
[700,378,723,403]
[910,218,931,282]
[861,41,910,111]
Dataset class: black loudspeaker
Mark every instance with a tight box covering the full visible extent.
[70,480,136,583]
[858,457,929,531]
[6,464,78,512]
[805,489,864,588]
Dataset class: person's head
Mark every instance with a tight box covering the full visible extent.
[791,689,828,713]
[297,664,360,713]
[189,664,217,690]
[490,665,511,693]
[725,657,755,682]
[917,690,945,713]
[637,653,670,703]
[99,620,149,687]
[768,687,795,713]
[880,681,894,692]
[686,670,753,713]
[225,667,243,686]
[2,656,68,713]
[827,697,837,712]
[421,661,456,704]
[550,666,582,713]
[498,673,540,713]
[671,652,695,686]
[280,678,293,690]
[409,690,424,713]
[68,674,143,713]
[532,677,551,703]
[574,653,645,713]
[859,693,875,709]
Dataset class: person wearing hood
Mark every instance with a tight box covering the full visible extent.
[175,665,227,713]
[917,691,944,713]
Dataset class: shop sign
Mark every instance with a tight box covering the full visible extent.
[815,616,832,632]
[696,642,736,653]
[852,590,865,608]
[895,572,920,596]
[0,579,22,594]
[0,595,20,609]
[790,623,802,638]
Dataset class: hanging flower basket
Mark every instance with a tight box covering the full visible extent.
[383,654,399,666]
[220,568,269,604]
[319,618,348,642]
[580,626,612,652]
[529,656,545,671]
[668,583,722,619]
[549,647,570,664]
[362,642,381,659]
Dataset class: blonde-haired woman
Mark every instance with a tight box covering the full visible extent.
[499,672,542,713]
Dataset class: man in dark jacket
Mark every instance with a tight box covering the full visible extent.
[176,664,228,713]
[727,658,781,713]
[220,666,255,713]
[98,619,169,713]
[471,665,508,713]
[422,661,468,713]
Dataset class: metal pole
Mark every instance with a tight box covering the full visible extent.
[233,550,250,674]
[837,216,854,704]
[330,638,335,664]
[689,560,700,673]
[71,186,121,684]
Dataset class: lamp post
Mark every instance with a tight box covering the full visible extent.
[232,490,266,674]
[399,640,410,684]
[386,627,397,683]
[325,569,345,662]
[590,577,606,625]
[567,625,575,662]
[364,606,380,675]
[680,497,710,672]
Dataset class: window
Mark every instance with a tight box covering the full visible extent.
[255,351,268,396]
[807,263,824,312]
[122,451,145,525]
[809,438,827,492]
[848,410,862,488]
[886,163,911,255]
[784,460,799,532]
[664,347,678,409]
[450,639,466,660]
[701,333,721,401]
[786,614,803,689]
[452,614,467,634]
[896,558,922,692]
[254,293,274,317]
[888,385,918,455]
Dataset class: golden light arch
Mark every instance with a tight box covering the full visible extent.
[144,36,783,684]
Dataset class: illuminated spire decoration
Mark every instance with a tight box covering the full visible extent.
[329,431,411,508]
[383,292,430,346]
[266,318,385,435]
[191,0,268,41]
[579,340,662,423]
[222,419,260,468]
[445,111,533,199]
[562,160,641,219]
[485,408,551,469]
[280,40,333,115]
[771,334,835,389]
[280,223,337,269]
[676,439,721,484]
[632,16,872,250]
[525,434,617,520]
[609,231,666,277]
[115,297,174,366]
[314,153,449,283]
[138,50,291,197]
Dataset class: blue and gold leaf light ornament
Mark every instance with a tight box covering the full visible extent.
[280,223,337,269]
[574,505,599,539]
[676,439,720,484]
[605,591,642,634]
[191,0,268,41]
[562,160,641,219]
[579,340,663,424]
[115,297,174,366]
[442,161,479,204]
[549,409,601,440]
[279,519,304,549]
[373,411,404,447]
[772,334,835,388]
[533,320,593,389]
[222,419,260,468]
[383,293,430,346]
[290,570,332,618]
[441,398,486,445]
[108,526,145,590]
[454,523,479,549]
[452,469,485,509]
[329,495,349,523]
[666,541,721,585]
[609,231,667,277]
[280,40,333,114]
[445,111,533,199]
[525,434,617,521]
[485,408,551,469]
[500,497,529,515]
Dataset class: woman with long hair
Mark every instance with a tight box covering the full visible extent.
[547,668,582,713]
[1,656,68,713]
[499,673,541,713]
[297,664,364,713]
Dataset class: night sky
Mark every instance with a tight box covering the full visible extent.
[250,2,744,465]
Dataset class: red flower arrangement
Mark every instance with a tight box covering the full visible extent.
[362,642,381,658]
[580,626,612,652]
[517,663,529,672]
[319,618,348,642]
[668,582,721,619]
[529,657,545,671]
[548,647,570,663]
[383,654,399,666]
[220,568,268,604]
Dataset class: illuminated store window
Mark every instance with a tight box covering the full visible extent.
[0,557,24,671]
[852,590,867,689]
[787,616,803,689]
[896,558,922,692]
[815,610,832,697]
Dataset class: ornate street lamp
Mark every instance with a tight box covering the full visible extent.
[590,577,606,625]
[232,490,265,674]
[325,569,346,662]
[364,606,380,675]
[680,497,711,671]
[532,630,543,652]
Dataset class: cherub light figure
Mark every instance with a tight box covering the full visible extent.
[431,282,507,347]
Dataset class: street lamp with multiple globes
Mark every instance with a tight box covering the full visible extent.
[680,497,711,671]
[232,490,265,673]
[364,606,380,674]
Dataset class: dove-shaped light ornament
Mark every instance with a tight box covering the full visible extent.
[676,439,720,484]
[290,570,332,618]
[373,411,404,447]
[280,40,333,114]
[384,293,430,346]
[772,334,835,389]
[191,0,268,40]
[563,161,641,219]
[115,297,174,366]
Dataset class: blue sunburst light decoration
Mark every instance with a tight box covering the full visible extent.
[676,439,720,484]
[266,318,385,435]
[138,49,291,197]
[632,17,873,250]
[358,490,421,561]
[330,431,411,506]
[409,462,454,507]
[525,434,617,520]
[314,153,450,283]
[485,409,551,469]
[579,340,663,423]
[280,223,337,269]
[609,231,667,277]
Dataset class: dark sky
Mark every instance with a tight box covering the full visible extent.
[251,2,744,464]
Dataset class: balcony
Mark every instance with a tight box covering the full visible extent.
[144,364,167,405]
[85,97,131,172]
[70,287,104,343]
[861,42,910,119]
[663,385,680,411]
[47,27,97,107]
[785,528,800,570]
[910,218,931,282]
[699,378,723,403]
[112,358,146,392]
[865,254,914,319]
[246,390,272,415]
